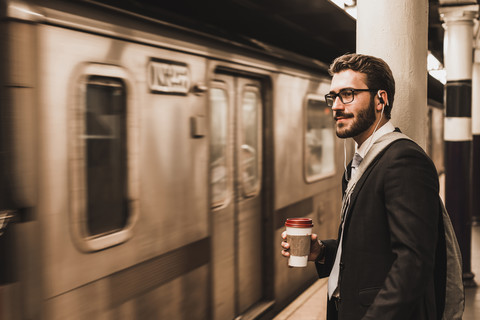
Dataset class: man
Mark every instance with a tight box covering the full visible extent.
[281,53,444,319]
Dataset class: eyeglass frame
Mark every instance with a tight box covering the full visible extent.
[324,88,379,107]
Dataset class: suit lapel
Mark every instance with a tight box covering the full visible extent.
[341,132,411,228]
[342,161,377,229]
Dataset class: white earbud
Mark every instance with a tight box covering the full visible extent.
[377,91,385,105]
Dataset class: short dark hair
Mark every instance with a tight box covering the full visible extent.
[329,53,395,119]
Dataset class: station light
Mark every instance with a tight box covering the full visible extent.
[428,52,447,85]
[331,0,357,19]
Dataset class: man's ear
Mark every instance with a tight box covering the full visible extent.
[376,90,388,110]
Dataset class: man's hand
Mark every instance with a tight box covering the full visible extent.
[281,231,323,261]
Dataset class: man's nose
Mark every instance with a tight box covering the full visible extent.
[331,96,344,110]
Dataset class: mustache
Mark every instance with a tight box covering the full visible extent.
[334,111,354,120]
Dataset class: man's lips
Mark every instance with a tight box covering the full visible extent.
[334,113,353,121]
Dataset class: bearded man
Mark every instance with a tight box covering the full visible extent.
[282,53,448,320]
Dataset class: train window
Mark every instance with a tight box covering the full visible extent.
[209,87,229,207]
[240,87,261,197]
[304,95,335,182]
[71,64,139,252]
[84,76,128,235]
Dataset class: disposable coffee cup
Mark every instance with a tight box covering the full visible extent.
[285,218,313,267]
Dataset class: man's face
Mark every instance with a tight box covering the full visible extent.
[329,70,377,144]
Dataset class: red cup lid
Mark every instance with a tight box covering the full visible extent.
[285,218,313,228]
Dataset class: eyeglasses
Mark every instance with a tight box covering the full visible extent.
[325,89,378,107]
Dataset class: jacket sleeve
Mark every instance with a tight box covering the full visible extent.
[362,142,440,319]
[315,171,349,279]
[315,239,338,278]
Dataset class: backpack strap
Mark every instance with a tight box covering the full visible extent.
[344,131,410,196]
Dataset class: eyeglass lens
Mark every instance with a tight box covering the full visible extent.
[325,90,355,107]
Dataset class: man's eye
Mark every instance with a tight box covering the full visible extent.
[341,91,353,98]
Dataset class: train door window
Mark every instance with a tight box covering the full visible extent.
[209,85,229,207]
[304,95,335,182]
[71,64,139,252]
[239,86,261,197]
[85,76,128,235]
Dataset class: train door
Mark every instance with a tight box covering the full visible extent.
[209,73,266,320]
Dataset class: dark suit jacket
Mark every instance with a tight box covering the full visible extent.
[316,139,444,320]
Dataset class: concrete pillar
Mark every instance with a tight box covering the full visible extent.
[356,0,428,149]
[440,5,478,287]
[472,48,480,225]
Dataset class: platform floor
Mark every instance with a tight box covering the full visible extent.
[274,225,480,320]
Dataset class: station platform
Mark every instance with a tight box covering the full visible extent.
[274,225,480,320]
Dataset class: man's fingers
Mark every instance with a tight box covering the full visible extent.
[281,250,290,257]
[281,237,290,258]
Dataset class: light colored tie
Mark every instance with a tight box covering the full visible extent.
[328,153,363,299]
[350,152,363,178]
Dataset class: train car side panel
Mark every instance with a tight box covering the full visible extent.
[35,23,209,318]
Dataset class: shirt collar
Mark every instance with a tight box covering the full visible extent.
[355,121,395,159]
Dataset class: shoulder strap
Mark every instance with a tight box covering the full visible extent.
[345,131,410,194]
[340,132,411,223]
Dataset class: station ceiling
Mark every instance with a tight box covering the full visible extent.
[92,0,446,66]
[89,0,457,103]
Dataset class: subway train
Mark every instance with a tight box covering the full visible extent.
[0,1,445,319]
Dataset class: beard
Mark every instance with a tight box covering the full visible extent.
[335,97,376,139]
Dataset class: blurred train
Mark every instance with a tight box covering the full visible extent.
[0,0,444,319]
